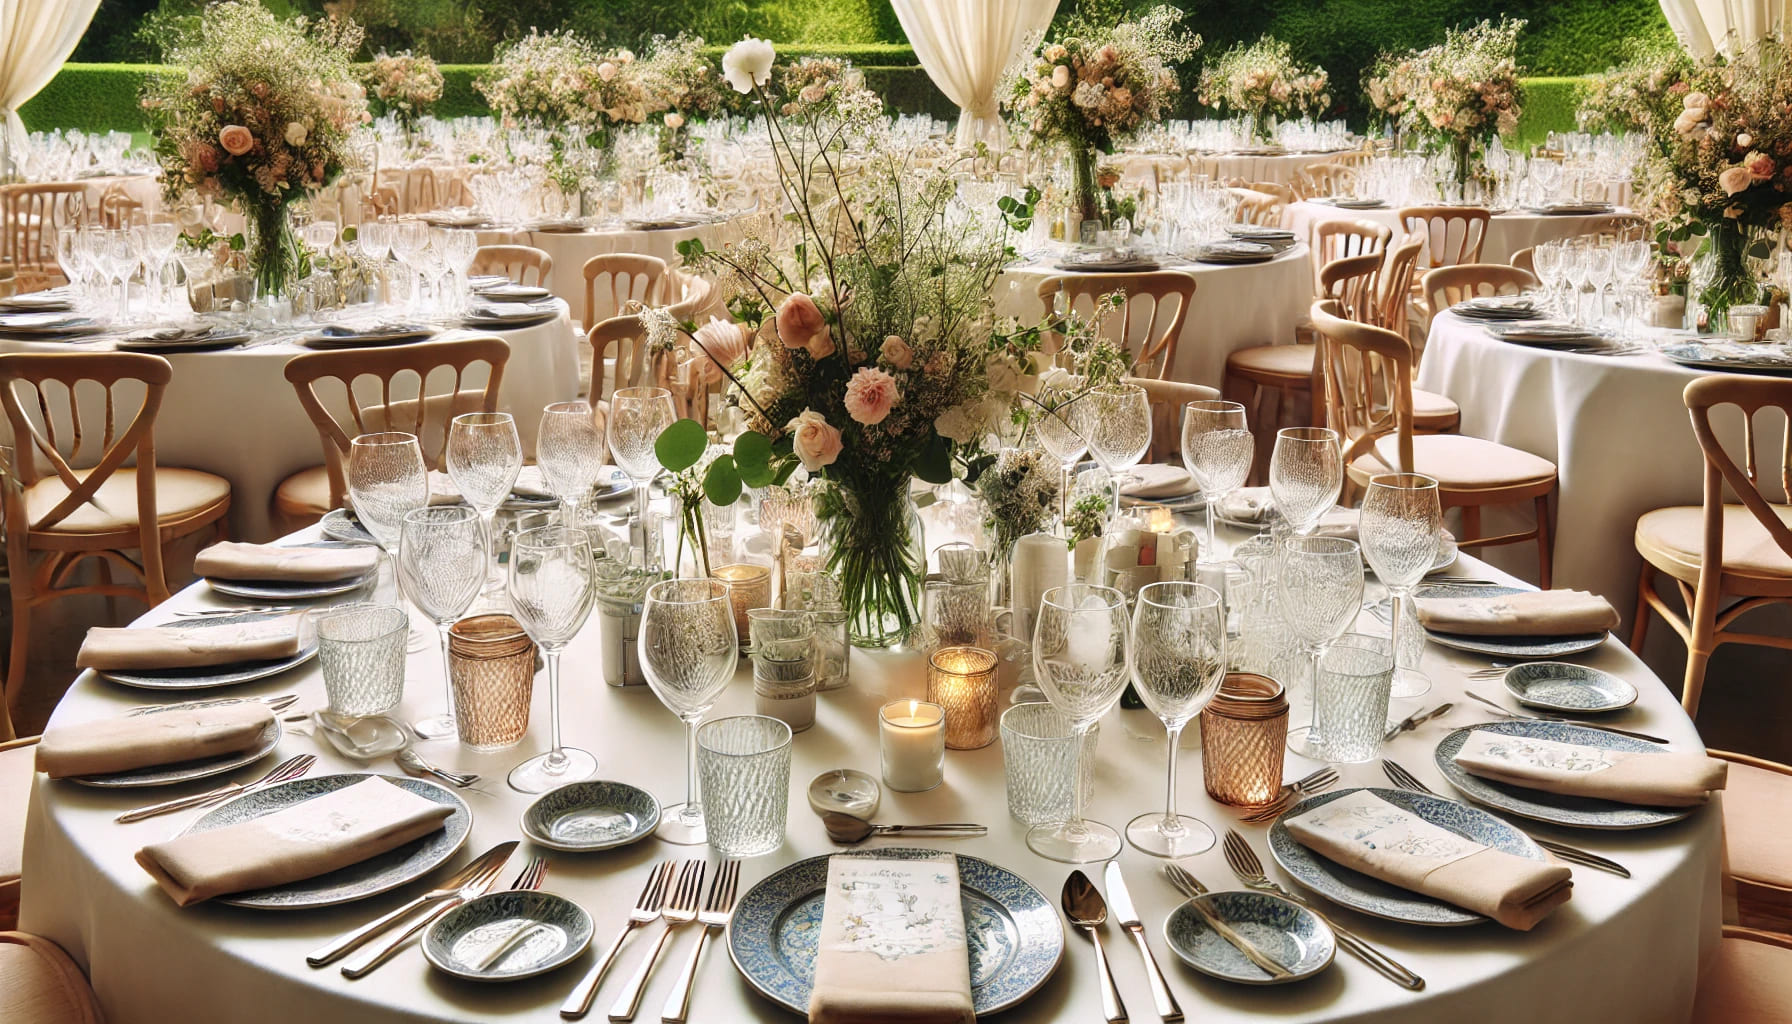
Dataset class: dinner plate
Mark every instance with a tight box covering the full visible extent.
[1267,786,1549,926]
[424,890,593,981]
[96,612,319,691]
[1162,891,1334,984]
[1660,341,1792,377]
[474,283,551,302]
[206,542,379,601]
[116,329,253,354]
[1502,661,1638,713]
[0,314,103,338]
[1415,582,1607,659]
[303,324,436,349]
[319,507,379,545]
[68,717,282,788]
[184,773,472,909]
[1434,721,1696,830]
[519,780,659,852]
[728,847,1063,1016]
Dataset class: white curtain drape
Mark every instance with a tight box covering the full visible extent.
[1659,0,1790,57]
[890,0,1059,150]
[0,0,100,167]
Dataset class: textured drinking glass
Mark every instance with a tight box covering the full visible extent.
[934,541,988,584]
[1268,427,1343,536]
[749,608,815,733]
[697,715,793,857]
[927,646,999,749]
[811,609,850,690]
[447,614,536,750]
[1200,673,1289,808]
[538,401,606,527]
[1181,400,1252,557]
[1000,703,1098,826]
[1126,581,1226,857]
[506,525,598,792]
[347,432,429,552]
[607,386,676,554]
[316,603,408,718]
[640,577,738,844]
[447,411,522,588]
[1077,383,1152,511]
[1314,633,1395,763]
[1277,535,1365,759]
[398,505,486,739]
[922,578,993,653]
[1028,584,1131,863]
[1360,473,1441,699]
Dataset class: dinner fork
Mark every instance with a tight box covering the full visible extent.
[341,850,524,979]
[1379,759,1630,878]
[660,860,741,1024]
[313,842,516,969]
[1464,690,1670,745]
[561,860,673,1020]
[1240,767,1340,823]
[115,753,315,823]
[127,693,300,717]
[169,605,298,618]
[395,748,480,788]
[609,860,706,1021]
[1221,829,1426,991]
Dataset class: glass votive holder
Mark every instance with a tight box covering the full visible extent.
[315,603,408,717]
[935,540,989,583]
[1315,633,1394,764]
[447,613,537,751]
[714,563,772,646]
[922,578,992,652]
[811,609,851,691]
[878,699,945,793]
[696,714,793,857]
[926,646,999,749]
[1200,672,1289,808]
[749,608,816,733]
[1000,702,1098,825]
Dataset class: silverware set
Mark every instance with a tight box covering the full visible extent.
[114,753,316,823]
[1414,577,1503,591]
[1384,702,1455,741]
[1240,767,1340,823]
[307,841,518,972]
[1463,690,1670,745]
[168,605,299,618]
[660,860,741,1024]
[1103,862,1182,1021]
[820,812,987,844]
[340,855,548,979]
[126,693,300,717]
[1061,871,1129,1024]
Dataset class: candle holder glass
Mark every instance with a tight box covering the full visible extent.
[922,578,992,653]
[447,613,536,750]
[1200,672,1289,808]
[878,699,945,792]
[749,608,816,733]
[926,646,999,749]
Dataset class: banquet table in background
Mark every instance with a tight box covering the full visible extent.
[1188,150,1357,186]
[1286,202,1633,266]
[19,522,1722,1024]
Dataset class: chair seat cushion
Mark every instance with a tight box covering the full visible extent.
[1412,387,1461,429]
[1725,760,1792,889]
[1635,504,1792,584]
[1226,343,1313,382]
[0,932,104,1024]
[273,464,331,519]
[24,468,230,536]
[1352,433,1556,493]
[1692,934,1792,1023]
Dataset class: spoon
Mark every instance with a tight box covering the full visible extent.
[820,812,986,845]
[396,748,480,788]
[1062,871,1128,1024]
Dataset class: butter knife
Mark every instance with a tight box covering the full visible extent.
[1384,702,1455,741]
[1102,861,1183,1020]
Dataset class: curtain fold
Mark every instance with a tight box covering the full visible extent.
[890,0,1059,150]
[0,0,101,168]
[1660,0,1791,58]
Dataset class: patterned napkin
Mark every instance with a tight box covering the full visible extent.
[37,703,273,778]
[76,616,303,671]
[1453,731,1726,807]
[807,854,975,1024]
[194,541,379,583]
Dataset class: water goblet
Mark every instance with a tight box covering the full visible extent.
[1125,581,1226,857]
[607,386,677,560]
[506,525,599,792]
[1359,473,1441,699]
[538,401,607,527]
[1032,384,1089,531]
[447,411,523,588]
[640,577,739,844]
[1268,427,1342,536]
[398,506,487,738]
[1583,244,1614,325]
[1277,535,1365,759]
[1027,584,1131,863]
[347,432,429,553]
[1076,383,1152,513]
[1180,400,1252,557]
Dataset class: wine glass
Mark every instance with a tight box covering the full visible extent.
[1180,400,1252,557]
[55,226,84,300]
[506,525,599,792]
[1076,383,1152,513]
[143,221,179,311]
[1126,581,1226,857]
[389,220,429,313]
[1562,243,1591,325]
[1360,474,1441,700]
[447,411,523,589]
[1028,584,1131,863]
[607,386,677,562]
[1032,384,1088,530]
[538,401,607,528]
[640,577,738,844]
[1268,427,1342,536]
[1583,244,1614,325]
[1278,535,1365,759]
[346,432,429,553]
[1532,241,1564,316]
[398,506,486,738]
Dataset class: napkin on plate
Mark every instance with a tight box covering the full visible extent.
[1120,464,1193,499]
[135,777,452,906]
[1284,790,1572,930]
[37,703,274,778]
[195,541,379,583]
[425,468,554,506]
[75,616,304,672]
[1453,730,1726,807]
[808,854,975,1024]
[1414,589,1619,636]
[1218,486,1275,524]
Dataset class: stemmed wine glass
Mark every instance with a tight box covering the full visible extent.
[359,219,393,302]
[1032,384,1088,531]
[1268,427,1342,536]
[607,386,677,564]
[447,411,523,589]
[346,432,430,554]
[1028,584,1132,863]
[1126,581,1226,857]
[55,227,85,301]
[538,401,608,528]
[1532,241,1564,317]
[1180,400,1252,557]
[1612,239,1653,338]
[1278,535,1365,759]
[1076,383,1152,513]
[142,220,179,312]
[1583,244,1614,326]
[397,506,486,739]
[639,577,738,844]
[507,525,599,792]
[1360,473,1441,700]
[389,220,429,313]
[1562,243,1592,326]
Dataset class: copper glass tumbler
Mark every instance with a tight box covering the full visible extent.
[1199,672,1288,808]
[447,613,537,750]
[926,646,999,749]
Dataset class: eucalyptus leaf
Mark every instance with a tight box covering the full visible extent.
[734,431,776,486]
[654,418,708,473]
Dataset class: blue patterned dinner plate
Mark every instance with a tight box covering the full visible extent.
[1416,583,1608,659]
[1435,721,1696,830]
[1268,787,1548,926]
[1162,891,1334,985]
[726,847,1063,1015]
[1502,662,1638,714]
[95,612,319,691]
[205,542,379,601]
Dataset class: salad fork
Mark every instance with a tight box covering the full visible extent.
[609,860,705,1021]
[311,841,516,968]
[1240,766,1339,823]
[660,860,741,1024]
[561,860,673,1020]
[115,753,314,823]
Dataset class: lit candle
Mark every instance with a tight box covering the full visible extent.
[926,646,999,749]
[714,563,771,644]
[878,699,945,792]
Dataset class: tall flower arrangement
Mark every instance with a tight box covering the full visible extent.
[365,50,444,138]
[1197,36,1330,142]
[1366,18,1524,183]
[142,2,368,301]
[638,33,726,163]
[478,30,657,138]
[1577,45,1691,136]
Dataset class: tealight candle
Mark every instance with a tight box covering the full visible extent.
[878,699,945,792]
[926,646,999,749]
[714,563,771,644]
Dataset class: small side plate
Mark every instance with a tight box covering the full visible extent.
[520,780,660,852]
[1503,662,1638,713]
[807,769,881,819]
[423,890,594,982]
[1162,891,1335,985]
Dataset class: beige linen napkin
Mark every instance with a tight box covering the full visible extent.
[1218,486,1274,524]
[194,541,379,583]
[135,777,452,907]
[1120,464,1193,498]
[75,616,304,672]
[37,703,274,778]
[807,854,975,1024]
[1414,589,1620,636]
[1454,730,1727,807]
[1285,790,1573,930]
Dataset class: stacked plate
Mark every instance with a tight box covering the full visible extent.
[1660,341,1792,377]
[626,215,710,230]
[420,210,490,229]
[463,301,561,330]
[1052,251,1161,273]
[1529,202,1615,216]
[1434,722,1694,830]
[0,311,102,338]
[95,611,319,692]
[204,541,380,601]
[1484,321,1606,348]
[303,323,436,349]
[1225,225,1297,250]
[1451,296,1540,322]
[0,289,74,313]
[529,218,588,233]
[1196,240,1277,265]
[1317,196,1387,210]
[474,282,552,303]
[116,324,253,354]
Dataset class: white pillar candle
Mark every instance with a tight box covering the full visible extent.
[878,699,945,792]
[1011,532,1069,643]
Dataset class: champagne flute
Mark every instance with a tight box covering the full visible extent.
[447,411,523,589]
[398,506,486,738]
[607,386,677,564]
[1028,584,1131,863]
[1268,427,1342,536]
[1180,400,1252,557]
[1126,581,1226,857]
[346,432,429,554]
[1076,383,1152,514]
[1278,535,1365,759]
[507,525,599,792]
[538,401,607,528]
[640,578,738,844]
[1360,473,1441,699]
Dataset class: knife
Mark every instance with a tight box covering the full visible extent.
[1384,702,1455,741]
[1103,861,1183,1021]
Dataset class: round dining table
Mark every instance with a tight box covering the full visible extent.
[1285,202,1630,266]
[1192,150,1358,186]
[19,514,1721,1024]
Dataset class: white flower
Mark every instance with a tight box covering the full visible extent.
[722,37,776,94]
[985,353,1021,393]
[933,403,982,444]
[284,121,308,146]
[665,112,685,129]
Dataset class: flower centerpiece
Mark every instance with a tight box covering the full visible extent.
[142,2,368,302]
[364,50,444,141]
[639,33,726,164]
[1197,36,1330,143]
[1002,6,1198,235]
[1577,43,1691,136]
[1366,18,1524,186]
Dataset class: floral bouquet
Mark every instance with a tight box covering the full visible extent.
[1577,43,1690,136]
[638,33,726,162]
[1197,36,1330,142]
[1368,18,1524,183]
[478,30,658,138]
[142,2,368,301]
[365,50,444,137]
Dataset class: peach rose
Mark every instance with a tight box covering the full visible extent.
[691,317,751,385]
[1747,152,1776,180]
[879,335,913,370]
[776,292,830,353]
[1720,165,1753,195]
[218,125,253,155]
[843,366,899,426]
[805,330,835,361]
[598,62,619,82]
[787,409,843,472]
[665,112,685,129]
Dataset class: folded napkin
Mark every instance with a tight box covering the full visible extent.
[1285,790,1572,930]
[1120,464,1193,498]
[1312,507,1359,541]
[37,703,274,779]
[1218,486,1275,524]
[76,616,304,672]
[1414,589,1619,636]
[426,468,554,506]
[1454,730,1726,807]
[195,541,379,583]
[808,854,975,1024]
[135,777,452,906]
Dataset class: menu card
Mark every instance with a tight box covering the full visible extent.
[807,854,975,1024]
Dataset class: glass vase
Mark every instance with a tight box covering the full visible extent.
[1693,219,1761,335]
[249,204,299,302]
[817,481,926,649]
[1067,145,1101,243]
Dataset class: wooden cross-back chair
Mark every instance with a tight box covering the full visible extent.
[1310,219,1392,294]
[1510,245,1536,276]
[97,186,142,231]
[1128,376,1221,464]
[1293,162,1359,201]
[1228,187,1286,227]
[1632,375,1792,717]
[471,244,554,288]
[1035,271,1196,381]
[1378,235,1426,339]
[0,184,86,286]
[582,253,667,331]
[0,352,233,739]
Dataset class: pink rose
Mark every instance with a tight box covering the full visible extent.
[805,330,835,361]
[1720,165,1753,195]
[787,409,843,471]
[879,335,913,370]
[1748,152,1776,180]
[691,317,751,384]
[776,292,831,354]
[598,62,619,82]
[800,83,828,104]
[664,112,685,129]
[218,125,254,156]
[843,366,899,426]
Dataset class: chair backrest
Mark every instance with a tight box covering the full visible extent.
[1584,213,1648,242]
[1310,218,1392,292]
[1422,263,1538,320]
[1510,245,1536,276]
[97,186,142,231]
[588,314,660,406]
[1228,187,1285,227]
[282,336,510,508]
[1398,205,1491,269]
[471,244,554,288]
[365,187,400,221]
[1377,235,1425,337]
[1682,374,1792,579]
[1310,298,1415,471]
[394,167,439,214]
[1244,181,1296,206]
[0,184,87,273]
[1332,147,1375,168]
[1293,162,1358,201]
[1127,375,1221,463]
[1319,250,1387,326]
[1035,270,1196,380]
[582,253,666,332]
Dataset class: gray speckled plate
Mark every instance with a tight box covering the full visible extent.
[96,613,319,691]
[69,717,281,788]
[520,780,659,852]
[319,508,379,546]
[1268,787,1548,926]
[1162,891,1334,984]
[1435,721,1696,830]
[184,773,471,909]
[206,542,379,601]
[423,890,593,981]
[1416,583,1607,659]
[1503,662,1638,713]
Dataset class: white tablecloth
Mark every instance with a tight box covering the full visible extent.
[1190,151,1355,186]
[20,522,1721,1024]
[1286,203,1629,266]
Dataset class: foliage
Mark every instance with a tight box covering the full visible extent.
[1576,40,1692,135]
[1364,17,1524,146]
[1064,492,1108,549]
[976,447,1060,557]
[364,50,443,132]
[476,30,652,134]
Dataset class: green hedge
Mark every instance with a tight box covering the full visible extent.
[1515,77,1590,149]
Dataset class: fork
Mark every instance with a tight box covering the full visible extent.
[1464,691,1670,745]
[1221,829,1426,991]
[169,605,298,618]
[609,860,706,1021]
[1240,767,1340,823]
[1379,759,1631,878]
[320,841,516,971]
[660,860,741,1023]
[115,753,315,823]
[127,694,300,716]
[561,861,673,1020]
[395,748,480,788]
[342,855,532,979]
